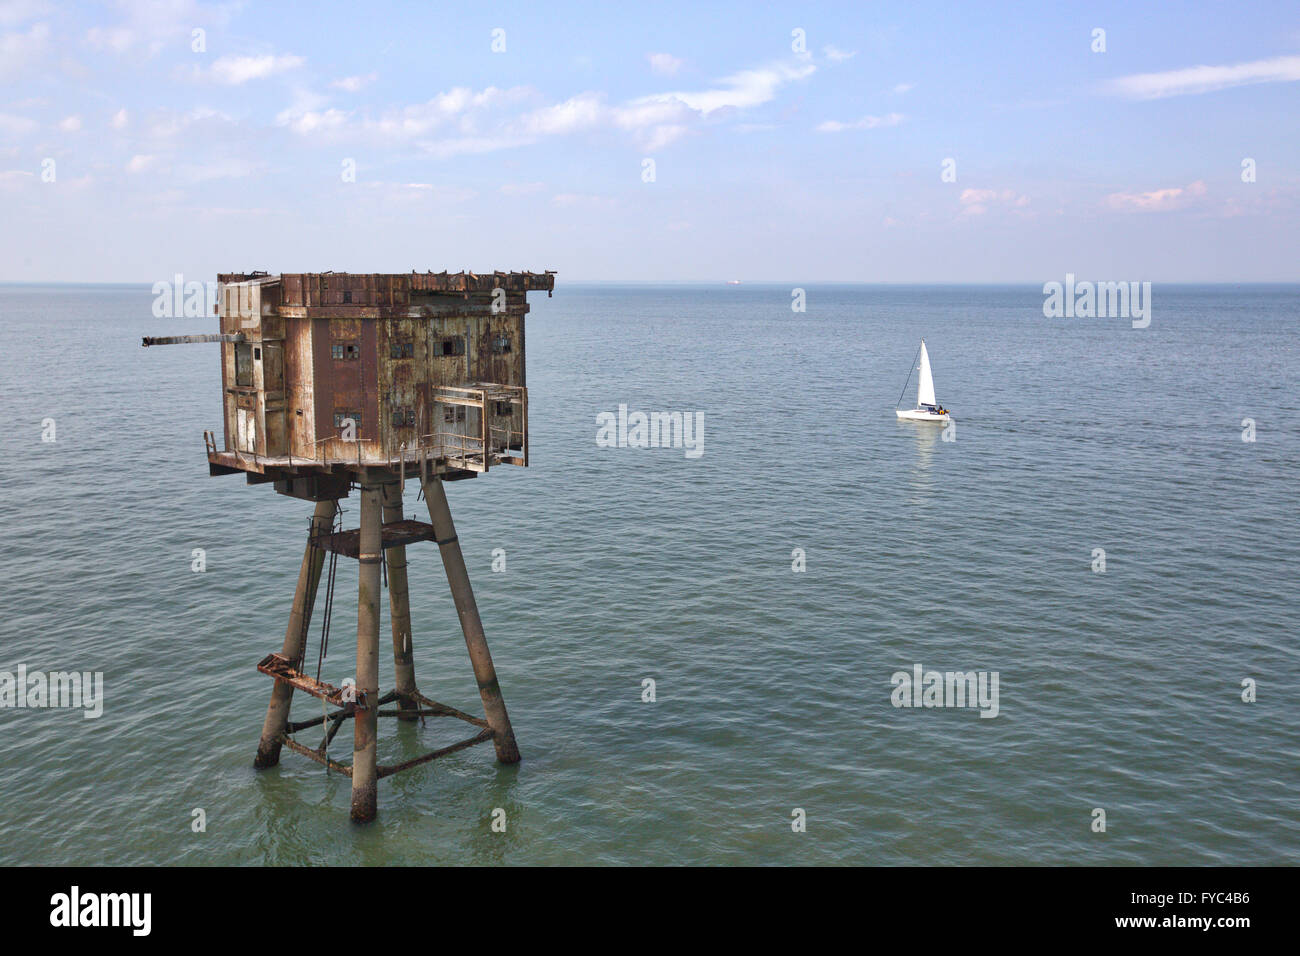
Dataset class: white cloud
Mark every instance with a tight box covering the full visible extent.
[146,107,233,140]
[640,124,689,150]
[647,52,684,76]
[179,159,258,182]
[0,20,49,78]
[359,86,528,139]
[419,136,528,159]
[1106,180,1207,212]
[519,92,605,136]
[282,108,349,135]
[892,82,914,94]
[332,72,377,92]
[0,113,37,139]
[126,154,157,173]
[110,108,128,129]
[58,114,81,131]
[551,192,616,208]
[816,112,904,133]
[958,187,1031,216]
[0,112,37,136]
[499,182,545,195]
[823,45,856,62]
[84,0,239,57]
[210,53,305,85]
[85,24,134,53]
[610,98,686,129]
[632,61,815,116]
[608,98,695,150]
[0,1,51,26]
[1107,55,1300,99]
[282,57,814,157]
[391,182,477,202]
[0,169,36,186]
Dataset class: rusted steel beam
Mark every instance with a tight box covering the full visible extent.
[421,476,521,764]
[350,482,383,822]
[411,691,489,728]
[286,711,346,732]
[382,483,419,721]
[376,728,494,779]
[372,707,461,719]
[254,500,337,768]
[293,704,480,723]
[321,711,347,750]
[311,518,436,559]
[256,653,368,710]
[288,692,392,732]
[281,735,353,776]
[141,333,246,347]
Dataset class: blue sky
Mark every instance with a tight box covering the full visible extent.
[2,0,1298,281]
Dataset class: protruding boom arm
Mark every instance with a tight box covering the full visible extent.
[142,333,247,348]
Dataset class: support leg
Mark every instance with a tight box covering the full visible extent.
[421,476,521,763]
[351,482,382,822]
[382,482,419,721]
[254,498,337,768]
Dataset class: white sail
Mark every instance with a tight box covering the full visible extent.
[917,340,936,408]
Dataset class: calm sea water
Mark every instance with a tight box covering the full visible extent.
[0,282,1296,866]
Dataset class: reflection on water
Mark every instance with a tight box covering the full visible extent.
[900,418,943,503]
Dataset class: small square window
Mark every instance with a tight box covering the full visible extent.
[491,335,512,354]
[494,401,513,416]
[443,405,467,425]
[333,411,361,430]
[391,408,416,428]
[437,337,465,357]
[390,341,414,359]
[333,342,359,360]
[343,290,352,304]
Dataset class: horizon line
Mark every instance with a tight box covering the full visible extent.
[2,278,1298,287]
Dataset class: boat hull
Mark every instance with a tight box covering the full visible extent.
[896,409,950,423]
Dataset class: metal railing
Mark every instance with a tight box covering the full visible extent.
[202,383,527,474]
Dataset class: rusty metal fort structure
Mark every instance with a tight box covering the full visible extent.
[144,270,555,822]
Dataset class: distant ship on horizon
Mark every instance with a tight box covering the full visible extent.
[726,279,741,285]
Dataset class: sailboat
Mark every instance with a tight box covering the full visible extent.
[895,339,951,423]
